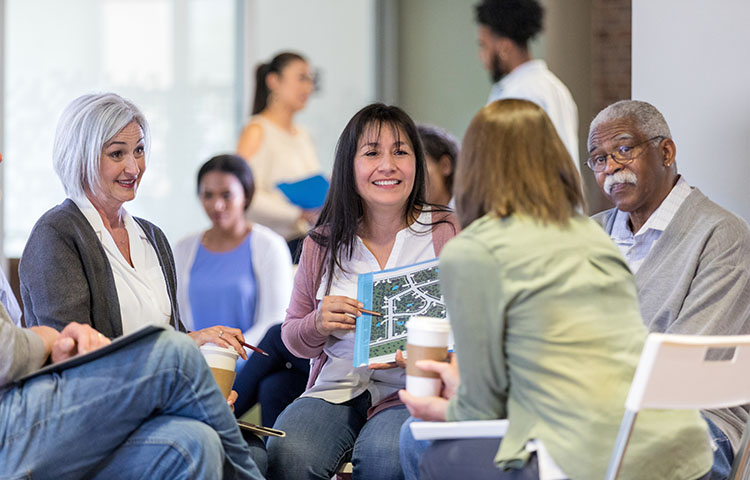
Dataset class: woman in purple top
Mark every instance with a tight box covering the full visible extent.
[175,155,306,425]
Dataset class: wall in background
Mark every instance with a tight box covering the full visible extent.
[244,0,377,173]
[585,0,631,214]
[632,0,750,222]
[397,0,605,212]
[3,0,241,257]
[396,0,488,143]
[541,0,604,213]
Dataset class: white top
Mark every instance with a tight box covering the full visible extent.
[303,211,437,404]
[73,197,172,335]
[174,223,293,348]
[488,59,580,169]
[611,176,692,273]
[243,115,322,240]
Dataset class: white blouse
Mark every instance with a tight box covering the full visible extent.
[303,211,436,404]
[74,197,172,335]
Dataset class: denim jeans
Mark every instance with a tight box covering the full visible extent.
[234,323,310,426]
[704,415,734,480]
[400,417,432,480]
[266,391,410,480]
[0,330,264,480]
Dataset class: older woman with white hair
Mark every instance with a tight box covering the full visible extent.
[20,93,246,356]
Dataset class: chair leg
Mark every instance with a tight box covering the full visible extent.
[729,416,750,480]
[605,410,638,480]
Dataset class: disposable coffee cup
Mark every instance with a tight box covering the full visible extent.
[406,316,451,397]
[200,344,239,398]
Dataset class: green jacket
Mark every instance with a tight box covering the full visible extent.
[442,214,712,480]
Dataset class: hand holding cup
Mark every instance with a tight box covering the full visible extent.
[405,317,451,397]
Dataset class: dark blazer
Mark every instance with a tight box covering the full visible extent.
[19,199,185,338]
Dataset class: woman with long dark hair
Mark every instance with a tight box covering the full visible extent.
[237,52,320,258]
[265,104,459,480]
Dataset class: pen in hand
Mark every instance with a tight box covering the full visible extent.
[240,341,269,357]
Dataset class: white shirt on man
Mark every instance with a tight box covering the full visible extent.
[302,210,436,405]
[74,197,172,335]
[488,59,579,168]
[610,176,692,274]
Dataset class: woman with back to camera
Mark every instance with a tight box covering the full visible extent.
[19,93,251,367]
[417,124,459,209]
[265,104,459,480]
[175,154,309,426]
[237,51,321,259]
[397,99,713,480]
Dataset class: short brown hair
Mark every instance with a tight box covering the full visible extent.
[455,99,583,228]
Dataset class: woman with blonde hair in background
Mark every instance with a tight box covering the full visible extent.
[237,51,321,260]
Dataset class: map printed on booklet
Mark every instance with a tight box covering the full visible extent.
[353,258,447,366]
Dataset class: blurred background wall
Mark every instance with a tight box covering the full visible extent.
[1,0,746,283]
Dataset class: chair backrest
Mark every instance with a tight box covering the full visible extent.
[606,333,750,480]
[626,333,750,412]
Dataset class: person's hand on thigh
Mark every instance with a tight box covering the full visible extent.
[52,323,111,362]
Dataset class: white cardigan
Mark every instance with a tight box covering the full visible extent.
[174,223,293,347]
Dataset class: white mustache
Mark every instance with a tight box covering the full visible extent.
[604,170,638,195]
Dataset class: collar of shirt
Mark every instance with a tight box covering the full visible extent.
[612,176,691,240]
[318,210,435,301]
[489,59,548,100]
[610,177,691,273]
[72,196,149,270]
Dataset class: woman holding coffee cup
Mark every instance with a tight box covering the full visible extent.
[20,93,248,362]
[266,104,459,480]
[397,99,713,480]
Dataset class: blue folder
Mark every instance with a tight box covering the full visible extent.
[276,174,329,210]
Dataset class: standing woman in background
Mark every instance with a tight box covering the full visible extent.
[237,51,321,260]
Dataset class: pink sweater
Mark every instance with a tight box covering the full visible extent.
[281,211,460,413]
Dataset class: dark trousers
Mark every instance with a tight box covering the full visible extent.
[233,323,310,427]
[421,438,540,480]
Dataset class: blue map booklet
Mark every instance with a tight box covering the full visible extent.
[353,259,447,366]
[276,174,329,209]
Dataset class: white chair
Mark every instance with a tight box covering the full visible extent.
[605,333,750,480]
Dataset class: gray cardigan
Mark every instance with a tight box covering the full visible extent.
[19,199,185,338]
[593,187,750,449]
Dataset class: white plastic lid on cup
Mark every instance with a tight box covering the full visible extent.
[199,343,239,371]
[406,316,451,347]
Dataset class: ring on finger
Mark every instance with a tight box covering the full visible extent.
[218,330,224,338]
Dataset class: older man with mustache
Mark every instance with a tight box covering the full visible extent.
[589,100,750,480]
